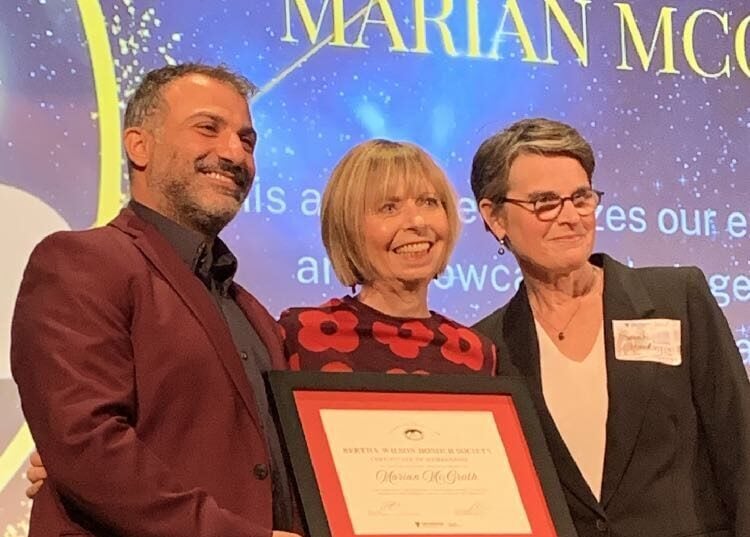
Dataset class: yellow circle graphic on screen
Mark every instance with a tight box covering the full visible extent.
[0,0,121,496]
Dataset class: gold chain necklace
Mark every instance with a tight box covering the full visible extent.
[530,268,600,341]
[537,298,584,341]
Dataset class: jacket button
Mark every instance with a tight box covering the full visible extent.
[595,519,608,532]
[240,351,249,361]
[253,463,269,480]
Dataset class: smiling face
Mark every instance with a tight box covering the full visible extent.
[126,73,257,236]
[321,140,460,290]
[482,153,596,276]
[363,182,451,288]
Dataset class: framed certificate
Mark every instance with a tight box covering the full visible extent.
[268,372,577,537]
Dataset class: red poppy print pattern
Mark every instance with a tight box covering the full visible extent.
[438,324,485,371]
[297,309,359,353]
[373,320,433,358]
[279,296,496,376]
[320,361,354,372]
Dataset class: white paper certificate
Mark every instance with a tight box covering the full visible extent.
[318,409,531,535]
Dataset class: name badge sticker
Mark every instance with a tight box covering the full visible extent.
[613,319,682,366]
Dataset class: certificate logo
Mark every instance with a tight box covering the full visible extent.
[403,428,424,441]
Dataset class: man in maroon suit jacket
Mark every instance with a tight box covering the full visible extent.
[11,63,301,537]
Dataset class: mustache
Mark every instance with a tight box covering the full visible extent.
[194,157,251,189]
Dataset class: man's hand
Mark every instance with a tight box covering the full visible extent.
[25,450,47,499]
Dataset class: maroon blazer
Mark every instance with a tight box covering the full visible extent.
[11,208,288,537]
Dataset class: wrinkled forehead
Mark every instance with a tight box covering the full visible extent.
[507,152,590,193]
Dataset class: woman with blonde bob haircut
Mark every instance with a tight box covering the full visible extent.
[322,139,460,289]
[281,139,496,375]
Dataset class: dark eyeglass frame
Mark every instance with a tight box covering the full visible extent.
[499,189,604,221]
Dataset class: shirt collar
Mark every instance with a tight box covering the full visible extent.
[129,200,238,294]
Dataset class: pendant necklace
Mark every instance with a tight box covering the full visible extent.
[532,268,599,341]
[548,298,584,341]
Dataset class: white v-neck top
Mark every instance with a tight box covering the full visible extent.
[537,321,608,500]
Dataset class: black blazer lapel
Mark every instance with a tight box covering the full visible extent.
[501,286,604,516]
[110,209,265,435]
[598,254,657,508]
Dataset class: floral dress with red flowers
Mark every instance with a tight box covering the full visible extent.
[279,296,496,375]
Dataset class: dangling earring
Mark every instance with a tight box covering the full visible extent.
[497,236,507,256]
[351,283,357,294]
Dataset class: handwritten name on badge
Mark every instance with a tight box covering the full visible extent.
[613,319,682,366]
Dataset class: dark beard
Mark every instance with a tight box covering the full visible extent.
[194,156,250,201]
[150,152,251,236]
[162,181,238,236]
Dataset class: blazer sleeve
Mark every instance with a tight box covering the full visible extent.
[686,267,750,536]
[11,233,269,537]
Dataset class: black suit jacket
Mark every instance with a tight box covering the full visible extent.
[473,254,750,537]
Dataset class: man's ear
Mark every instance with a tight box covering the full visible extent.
[123,127,152,169]
[479,198,507,240]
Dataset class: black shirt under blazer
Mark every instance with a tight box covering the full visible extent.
[473,253,750,537]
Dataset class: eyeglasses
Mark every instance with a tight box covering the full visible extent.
[499,189,604,221]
